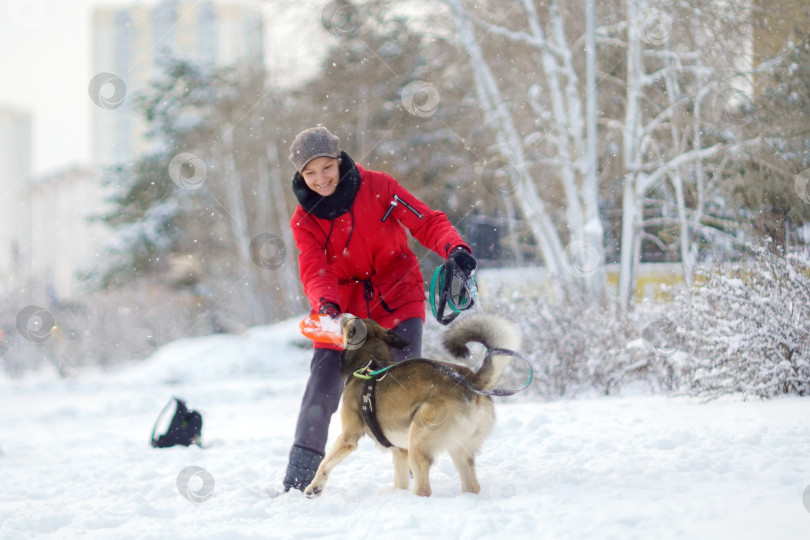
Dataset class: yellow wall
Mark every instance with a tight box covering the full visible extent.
[604,263,685,302]
[477,263,687,304]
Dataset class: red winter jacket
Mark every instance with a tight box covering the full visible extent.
[290,152,469,349]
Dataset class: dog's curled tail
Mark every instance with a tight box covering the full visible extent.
[442,314,522,391]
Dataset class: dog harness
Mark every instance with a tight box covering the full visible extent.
[355,362,394,448]
[352,348,532,448]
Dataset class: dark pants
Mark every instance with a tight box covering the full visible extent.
[292,317,423,454]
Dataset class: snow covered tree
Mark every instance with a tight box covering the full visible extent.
[441,0,792,308]
[444,0,601,294]
[672,246,810,399]
[92,57,304,331]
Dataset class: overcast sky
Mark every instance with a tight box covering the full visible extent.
[0,0,324,178]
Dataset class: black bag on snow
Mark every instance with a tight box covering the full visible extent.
[150,397,203,448]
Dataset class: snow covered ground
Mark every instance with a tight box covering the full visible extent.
[2,316,810,539]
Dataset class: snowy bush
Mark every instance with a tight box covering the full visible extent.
[422,277,663,400]
[422,249,810,401]
[493,282,647,398]
[670,247,810,399]
[0,277,235,378]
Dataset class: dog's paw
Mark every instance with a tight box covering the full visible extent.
[304,484,322,498]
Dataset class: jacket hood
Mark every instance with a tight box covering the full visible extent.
[292,151,361,220]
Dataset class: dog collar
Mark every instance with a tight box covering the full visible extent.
[353,359,393,380]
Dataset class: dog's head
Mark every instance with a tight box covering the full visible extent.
[339,315,409,375]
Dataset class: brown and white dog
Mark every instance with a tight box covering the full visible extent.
[304,313,522,497]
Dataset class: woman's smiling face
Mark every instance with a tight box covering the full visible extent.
[301,156,340,196]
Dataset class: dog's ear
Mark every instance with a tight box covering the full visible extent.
[383,330,409,350]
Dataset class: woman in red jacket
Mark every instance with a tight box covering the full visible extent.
[282,127,477,492]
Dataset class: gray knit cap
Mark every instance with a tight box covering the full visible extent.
[288,127,341,173]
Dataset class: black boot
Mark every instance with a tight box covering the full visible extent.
[283,445,324,492]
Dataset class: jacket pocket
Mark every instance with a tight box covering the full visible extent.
[378,291,394,313]
[375,270,422,314]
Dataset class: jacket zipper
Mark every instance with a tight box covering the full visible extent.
[381,194,423,222]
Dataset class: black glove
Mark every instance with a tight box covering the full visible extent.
[449,247,477,279]
[318,302,341,319]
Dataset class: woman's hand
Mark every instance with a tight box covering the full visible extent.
[318,302,341,319]
[449,247,477,279]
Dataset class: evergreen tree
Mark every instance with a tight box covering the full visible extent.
[92,56,303,328]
